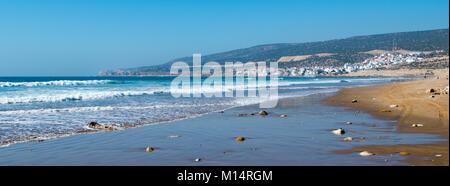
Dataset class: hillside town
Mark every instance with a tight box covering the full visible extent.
[277,52,426,76]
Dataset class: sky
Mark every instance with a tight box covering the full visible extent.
[0,0,448,76]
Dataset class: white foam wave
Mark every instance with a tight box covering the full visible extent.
[0,80,113,88]
[0,103,234,115]
[0,78,386,104]
[0,90,163,104]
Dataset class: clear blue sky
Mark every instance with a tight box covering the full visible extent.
[0,0,448,76]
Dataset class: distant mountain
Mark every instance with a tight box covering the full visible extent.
[99,29,449,76]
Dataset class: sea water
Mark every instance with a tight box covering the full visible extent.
[0,76,411,146]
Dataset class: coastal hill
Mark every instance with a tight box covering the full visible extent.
[99,29,449,76]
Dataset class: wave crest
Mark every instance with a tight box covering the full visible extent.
[0,90,164,104]
[0,80,115,88]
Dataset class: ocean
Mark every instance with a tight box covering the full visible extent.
[0,76,411,146]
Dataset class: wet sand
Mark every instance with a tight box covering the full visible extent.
[1,92,444,165]
[324,70,449,166]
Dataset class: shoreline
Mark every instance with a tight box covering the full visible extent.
[0,76,447,165]
[2,89,437,165]
[323,70,449,166]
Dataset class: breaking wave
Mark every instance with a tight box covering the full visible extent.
[0,80,117,88]
[0,90,164,104]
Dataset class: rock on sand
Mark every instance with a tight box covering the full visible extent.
[87,121,115,130]
[168,135,181,138]
[389,104,399,108]
[343,137,353,141]
[258,110,268,116]
[411,124,424,127]
[331,128,345,135]
[235,137,246,142]
[360,151,375,156]
[425,88,436,94]
[88,121,102,128]
[146,147,156,152]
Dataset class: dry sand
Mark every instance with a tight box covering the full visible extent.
[323,69,449,166]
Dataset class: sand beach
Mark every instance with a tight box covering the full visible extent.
[325,70,449,165]
[0,74,448,165]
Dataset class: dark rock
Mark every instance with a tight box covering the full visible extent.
[258,110,268,116]
[426,88,436,93]
[88,122,115,130]
[331,128,345,135]
[235,137,246,142]
[88,121,102,129]
[146,146,160,152]
[146,147,155,152]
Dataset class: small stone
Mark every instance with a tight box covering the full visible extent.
[360,151,375,156]
[389,104,399,108]
[258,110,268,116]
[379,110,392,112]
[426,88,436,94]
[345,122,352,125]
[435,154,442,157]
[331,128,345,135]
[237,113,246,117]
[399,152,410,156]
[247,113,255,116]
[146,147,155,152]
[351,99,358,103]
[280,114,287,117]
[443,86,449,94]
[104,125,115,130]
[411,124,424,127]
[343,137,353,141]
[370,124,376,127]
[168,135,181,138]
[194,158,201,162]
[235,137,246,142]
[360,137,366,140]
[87,121,102,129]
